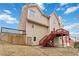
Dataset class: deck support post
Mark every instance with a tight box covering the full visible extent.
[62,36,64,47]
[65,36,67,47]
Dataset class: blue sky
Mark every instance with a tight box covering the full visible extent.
[0,3,25,29]
[0,3,79,37]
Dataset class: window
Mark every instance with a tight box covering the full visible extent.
[33,37,36,41]
[32,24,34,28]
[29,9,35,16]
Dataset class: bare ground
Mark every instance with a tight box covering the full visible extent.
[0,40,79,56]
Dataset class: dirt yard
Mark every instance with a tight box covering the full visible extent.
[0,40,79,56]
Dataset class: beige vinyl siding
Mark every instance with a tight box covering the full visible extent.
[27,7,49,27]
[19,7,28,31]
[49,13,60,32]
[19,4,65,46]
[26,21,48,45]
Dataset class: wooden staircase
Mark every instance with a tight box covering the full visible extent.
[39,31,56,47]
[39,28,71,47]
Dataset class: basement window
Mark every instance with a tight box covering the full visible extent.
[33,37,36,41]
[32,24,34,28]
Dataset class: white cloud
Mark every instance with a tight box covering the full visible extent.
[64,23,79,30]
[64,5,79,14]
[60,3,69,6]
[64,23,79,41]
[3,10,12,14]
[0,14,18,24]
[56,7,65,11]
[56,8,61,11]
[56,3,68,11]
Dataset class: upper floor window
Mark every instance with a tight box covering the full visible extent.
[28,9,35,16]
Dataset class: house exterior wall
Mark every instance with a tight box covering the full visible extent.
[20,5,49,45]
[19,4,71,47]
[27,7,49,27]
[49,13,61,32]
[57,36,70,47]
[58,16,63,28]
[19,7,27,31]
[49,13,70,47]
[54,37,59,47]
[26,21,48,45]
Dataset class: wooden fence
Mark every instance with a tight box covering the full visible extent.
[0,27,26,45]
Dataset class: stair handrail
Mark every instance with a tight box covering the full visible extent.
[39,35,48,45]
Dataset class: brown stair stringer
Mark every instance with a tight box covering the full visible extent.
[39,31,56,47]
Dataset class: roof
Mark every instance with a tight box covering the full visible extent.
[23,3,51,19]
[22,4,61,24]
[23,4,63,28]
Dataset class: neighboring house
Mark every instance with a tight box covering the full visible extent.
[19,4,71,47]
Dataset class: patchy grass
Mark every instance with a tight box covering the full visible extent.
[0,40,79,56]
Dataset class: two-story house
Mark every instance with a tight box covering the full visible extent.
[19,4,71,47]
